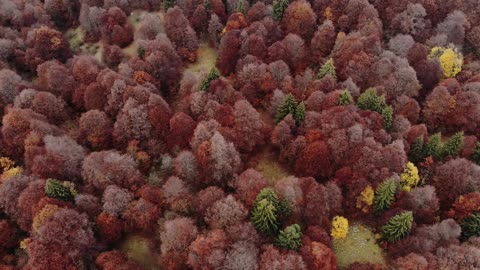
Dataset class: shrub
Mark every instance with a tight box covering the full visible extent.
[277,224,303,251]
[382,211,413,243]
[400,162,420,192]
[460,212,480,240]
[338,90,352,106]
[356,88,393,130]
[331,216,348,239]
[200,67,220,92]
[45,179,76,202]
[428,46,463,78]
[317,58,336,79]
[374,178,397,213]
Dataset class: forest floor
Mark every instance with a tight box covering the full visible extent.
[254,147,290,185]
[185,43,218,76]
[333,224,387,269]
[67,10,384,269]
[119,234,160,270]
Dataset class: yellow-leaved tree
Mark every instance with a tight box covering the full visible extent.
[429,46,463,78]
[400,162,420,192]
[331,216,349,239]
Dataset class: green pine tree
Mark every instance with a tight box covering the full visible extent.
[278,198,293,221]
[275,94,298,123]
[471,142,480,165]
[204,0,210,11]
[374,178,397,214]
[272,0,290,21]
[277,224,303,251]
[164,0,176,10]
[356,88,394,131]
[251,188,281,235]
[461,212,480,240]
[200,67,220,92]
[382,211,413,243]
[424,133,443,160]
[409,136,426,164]
[317,58,337,79]
[293,102,305,123]
[137,46,146,59]
[442,131,464,158]
[254,188,280,208]
[381,105,393,131]
[338,90,352,106]
[357,88,387,113]
[237,0,246,14]
[45,179,76,202]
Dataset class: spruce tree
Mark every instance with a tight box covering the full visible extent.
[424,132,443,160]
[164,0,176,10]
[45,179,76,202]
[409,136,426,164]
[374,178,397,214]
[254,188,280,208]
[200,67,220,92]
[338,90,352,106]
[204,0,210,11]
[237,0,246,14]
[317,58,336,79]
[251,188,280,235]
[275,94,304,124]
[137,46,145,59]
[442,131,464,158]
[278,198,293,221]
[461,212,480,240]
[381,105,393,131]
[293,102,305,123]
[277,224,303,251]
[471,142,480,165]
[356,88,386,113]
[382,211,413,243]
[272,0,290,21]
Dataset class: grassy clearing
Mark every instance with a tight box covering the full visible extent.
[333,224,386,269]
[255,149,289,184]
[66,27,103,61]
[185,43,218,76]
[119,235,160,270]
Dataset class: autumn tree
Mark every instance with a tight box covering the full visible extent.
[281,0,316,40]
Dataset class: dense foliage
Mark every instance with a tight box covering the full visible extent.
[0,0,479,269]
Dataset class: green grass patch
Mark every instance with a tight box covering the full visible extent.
[185,43,218,76]
[333,224,386,269]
